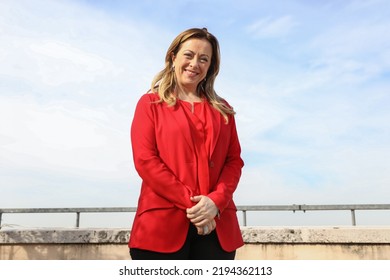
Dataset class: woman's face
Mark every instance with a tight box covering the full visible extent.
[172,38,212,93]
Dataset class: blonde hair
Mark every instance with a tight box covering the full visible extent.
[151,28,235,122]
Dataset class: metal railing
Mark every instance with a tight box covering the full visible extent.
[237,204,390,227]
[1,204,389,228]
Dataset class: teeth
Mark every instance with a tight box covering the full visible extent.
[186,70,197,76]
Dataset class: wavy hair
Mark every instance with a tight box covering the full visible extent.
[151,28,235,122]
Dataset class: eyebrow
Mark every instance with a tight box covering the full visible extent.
[183,49,210,58]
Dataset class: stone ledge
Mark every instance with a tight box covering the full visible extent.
[0,228,129,244]
[242,227,390,244]
[1,227,390,244]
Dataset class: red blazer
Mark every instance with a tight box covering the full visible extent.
[129,93,244,253]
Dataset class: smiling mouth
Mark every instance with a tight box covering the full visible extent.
[184,69,199,77]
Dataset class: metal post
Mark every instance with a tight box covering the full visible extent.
[351,209,356,226]
[0,212,2,228]
[242,210,247,226]
[76,212,80,228]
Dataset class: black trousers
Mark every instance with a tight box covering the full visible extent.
[130,224,236,260]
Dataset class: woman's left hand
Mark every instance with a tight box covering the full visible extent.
[186,196,219,230]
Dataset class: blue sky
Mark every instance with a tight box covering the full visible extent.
[1,0,389,228]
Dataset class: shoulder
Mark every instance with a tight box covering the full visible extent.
[138,92,161,103]
[221,98,232,109]
[215,96,237,123]
[135,92,162,109]
[214,94,233,109]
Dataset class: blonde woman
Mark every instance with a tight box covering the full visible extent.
[129,28,244,260]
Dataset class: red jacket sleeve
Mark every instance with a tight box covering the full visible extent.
[207,113,244,213]
[131,94,194,210]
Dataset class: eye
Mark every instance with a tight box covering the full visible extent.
[200,57,209,63]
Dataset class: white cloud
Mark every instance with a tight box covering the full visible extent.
[307,19,390,85]
[246,15,298,38]
[28,40,117,86]
[0,96,129,176]
[0,1,152,213]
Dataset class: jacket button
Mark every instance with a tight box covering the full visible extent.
[209,161,214,168]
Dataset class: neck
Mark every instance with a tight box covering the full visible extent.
[175,86,202,102]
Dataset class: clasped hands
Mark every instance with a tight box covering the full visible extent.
[186,195,218,236]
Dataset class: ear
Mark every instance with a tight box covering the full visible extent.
[171,52,176,64]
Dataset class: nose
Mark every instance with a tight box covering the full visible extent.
[189,57,200,69]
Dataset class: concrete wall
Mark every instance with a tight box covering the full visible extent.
[1,227,389,260]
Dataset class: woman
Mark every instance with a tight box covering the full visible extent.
[129,28,244,260]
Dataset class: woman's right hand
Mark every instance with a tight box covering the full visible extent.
[196,218,216,235]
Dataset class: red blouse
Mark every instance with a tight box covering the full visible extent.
[179,100,214,195]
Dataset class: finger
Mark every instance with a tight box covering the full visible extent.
[186,196,206,214]
[194,219,216,235]
[210,220,216,231]
[186,208,205,220]
[186,205,201,215]
[186,202,202,215]
[190,196,203,203]
[189,216,204,224]
[189,210,210,223]
[203,222,215,235]
[192,216,215,227]
[188,209,210,222]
